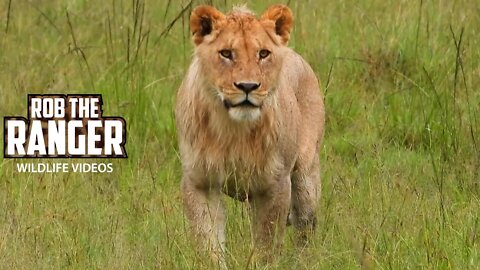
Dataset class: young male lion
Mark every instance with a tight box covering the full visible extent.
[175,4,325,262]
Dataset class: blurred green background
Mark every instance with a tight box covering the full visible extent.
[0,0,479,269]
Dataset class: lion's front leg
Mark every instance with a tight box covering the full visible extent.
[291,148,321,246]
[250,175,291,258]
[181,174,226,267]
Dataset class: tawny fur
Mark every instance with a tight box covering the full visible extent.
[175,4,325,263]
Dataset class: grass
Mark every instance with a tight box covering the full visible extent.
[0,0,479,269]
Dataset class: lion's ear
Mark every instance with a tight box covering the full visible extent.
[190,5,225,45]
[261,5,293,45]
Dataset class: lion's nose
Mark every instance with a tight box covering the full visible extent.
[234,82,261,94]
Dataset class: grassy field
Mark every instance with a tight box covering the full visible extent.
[0,0,479,269]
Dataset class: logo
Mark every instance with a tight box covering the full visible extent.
[4,94,127,158]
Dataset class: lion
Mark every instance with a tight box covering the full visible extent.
[175,4,325,264]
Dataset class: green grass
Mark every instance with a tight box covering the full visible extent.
[0,0,479,269]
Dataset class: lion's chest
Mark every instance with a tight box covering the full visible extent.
[189,109,278,170]
[198,128,276,171]
[212,133,283,198]
[219,154,280,201]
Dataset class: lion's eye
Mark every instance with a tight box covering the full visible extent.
[259,49,271,59]
[219,49,233,59]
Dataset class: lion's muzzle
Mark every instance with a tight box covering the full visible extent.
[219,82,266,121]
[221,93,262,122]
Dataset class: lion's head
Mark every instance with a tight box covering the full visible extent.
[190,5,293,122]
